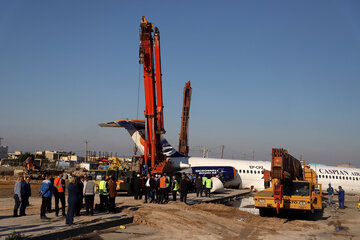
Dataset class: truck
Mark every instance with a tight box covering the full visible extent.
[254,148,322,218]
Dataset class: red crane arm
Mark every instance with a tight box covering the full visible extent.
[139,16,158,169]
[154,27,165,135]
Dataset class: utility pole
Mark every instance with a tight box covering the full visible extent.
[84,141,88,163]
[221,145,225,159]
[202,147,208,158]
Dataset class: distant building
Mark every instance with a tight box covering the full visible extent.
[0,146,8,159]
[35,151,45,156]
[45,150,72,162]
[60,155,83,162]
[8,151,22,159]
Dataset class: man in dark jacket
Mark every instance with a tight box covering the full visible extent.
[180,175,190,203]
[144,174,156,203]
[66,177,79,226]
[133,174,142,200]
[20,177,31,216]
[75,176,83,216]
[107,176,117,213]
[195,175,203,197]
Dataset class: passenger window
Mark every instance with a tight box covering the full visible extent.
[357,177,359,181]
[346,177,348,180]
[258,171,261,174]
[250,170,253,174]
[247,170,249,174]
[326,175,328,179]
[336,176,338,179]
[243,170,246,173]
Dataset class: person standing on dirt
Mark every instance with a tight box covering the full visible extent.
[205,176,213,198]
[107,176,117,213]
[180,175,189,203]
[336,186,345,209]
[327,184,334,205]
[48,175,55,213]
[40,175,53,219]
[66,176,79,226]
[13,176,24,217]
[133,174,142,200]
[23,177,31,207]
[144,174,151,203]
[171,176,179,201]
[54,173,66,217]
[202,175,207,197]
[83,175,96,216]
[20,176,31,216]
[99,175,109,212]
[159,173,168,204]
[165,174,171,203]
[195,175,203,197]
[154,174,160,203]
[75,176,83,216]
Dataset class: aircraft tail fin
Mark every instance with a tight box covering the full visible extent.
[98,119,185,158]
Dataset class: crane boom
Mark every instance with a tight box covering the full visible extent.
[179,81,192,156]
[139,16,169,173]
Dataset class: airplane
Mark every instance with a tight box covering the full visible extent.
[99,119,360,195]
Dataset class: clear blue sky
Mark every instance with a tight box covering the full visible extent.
[1,1,359,166]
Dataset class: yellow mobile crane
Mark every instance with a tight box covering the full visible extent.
[254,148,322,218]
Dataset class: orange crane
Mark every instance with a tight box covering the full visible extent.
[139,16,171,173]
[179,81,192,156]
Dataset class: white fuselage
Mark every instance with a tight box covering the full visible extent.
[171,156,360,194]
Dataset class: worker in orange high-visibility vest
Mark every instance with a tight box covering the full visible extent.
[159,173,168,204]
[54,173,66,217]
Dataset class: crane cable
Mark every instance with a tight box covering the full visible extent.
[134,63,142,155]
[136,63,141,120]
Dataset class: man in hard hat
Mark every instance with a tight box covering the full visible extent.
[327,183,334,205]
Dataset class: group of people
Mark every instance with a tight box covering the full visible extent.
[13,173,118,226]
[13,176,31,217]
[327,184,346,209]
[132,173,214,204]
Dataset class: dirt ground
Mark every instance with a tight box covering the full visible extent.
[1,179,359,240]
[67,198,360,240]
